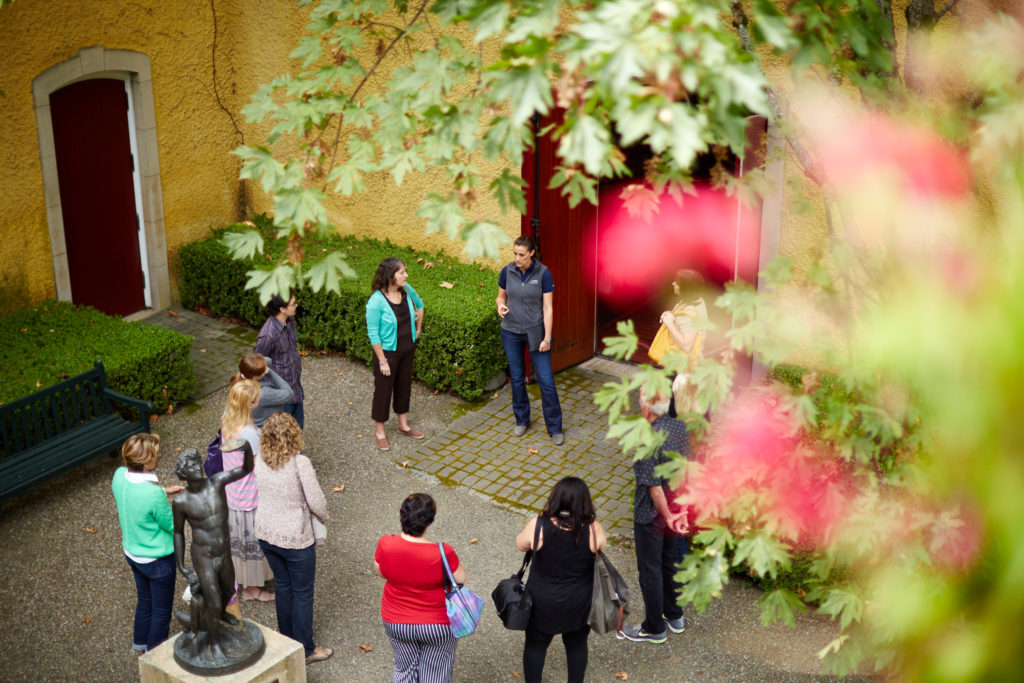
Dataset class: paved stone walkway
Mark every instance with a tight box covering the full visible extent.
[407,358,641,539]
[141,307,258,399]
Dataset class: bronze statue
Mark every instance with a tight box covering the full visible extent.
[171,439,264,674]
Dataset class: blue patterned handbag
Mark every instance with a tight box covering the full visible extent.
[439,543,484,638]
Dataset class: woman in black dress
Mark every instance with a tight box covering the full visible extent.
[514,477,608,683]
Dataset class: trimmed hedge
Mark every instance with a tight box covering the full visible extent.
[179,216,506,400]
[0,300,195,411]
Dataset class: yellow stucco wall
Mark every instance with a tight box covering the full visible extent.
[0,0,308,312]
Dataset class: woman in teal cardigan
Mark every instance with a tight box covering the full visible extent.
[366,257,425,451]
[111,433,183,652]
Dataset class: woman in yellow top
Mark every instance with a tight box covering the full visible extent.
[656,270,707,418]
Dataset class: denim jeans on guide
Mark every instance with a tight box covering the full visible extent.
[125,552,176,651]
[500,328,562,435]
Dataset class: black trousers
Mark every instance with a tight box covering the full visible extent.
[372,345,416,423]
[634,514,685,634]
[523,622,590,683]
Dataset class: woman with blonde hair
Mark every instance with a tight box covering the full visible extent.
[255,413,333,664]
[111,433,183,652]
[233,353,294,427]
[221,378,274,602]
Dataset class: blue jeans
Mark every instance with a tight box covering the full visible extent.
[259,540,317,656]
[125,553,176,651]
[500,329,562,435]
[284,401,305,429]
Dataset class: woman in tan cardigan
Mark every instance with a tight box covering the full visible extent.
[254,413,333,664]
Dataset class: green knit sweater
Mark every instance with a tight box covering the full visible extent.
[111,467,174,558]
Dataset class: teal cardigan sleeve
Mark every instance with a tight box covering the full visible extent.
[366,291,385,347]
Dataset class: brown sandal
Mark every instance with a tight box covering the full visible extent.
[398,427,424,439]
[375,434,390,450]
[306,645,334,664]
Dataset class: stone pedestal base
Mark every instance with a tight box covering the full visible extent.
[140,621,305,683]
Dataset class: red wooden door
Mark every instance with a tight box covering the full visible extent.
[51,78,145,316]
[521,112,597,372]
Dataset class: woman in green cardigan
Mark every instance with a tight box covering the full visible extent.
[111,433,183,652]
[366,257,425,451]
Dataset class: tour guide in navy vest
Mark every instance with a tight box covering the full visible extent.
[496,235,564,445]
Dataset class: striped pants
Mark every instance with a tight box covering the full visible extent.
[383,621,457,683]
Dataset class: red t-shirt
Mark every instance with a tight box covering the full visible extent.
[375,535,460,624]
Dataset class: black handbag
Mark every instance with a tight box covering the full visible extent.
[588,550,630,635]
[492,518,541,630]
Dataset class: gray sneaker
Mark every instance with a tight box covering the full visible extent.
[665,616,685,633]
[514,424,529,437]
[617,624,667,643]
[551,432,565,445]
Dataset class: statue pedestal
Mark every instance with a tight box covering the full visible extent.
[139,621,306,683]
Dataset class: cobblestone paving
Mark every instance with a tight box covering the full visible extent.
[407,357,642,539]
[141,307,258,399]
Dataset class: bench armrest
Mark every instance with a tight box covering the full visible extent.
[104,389,156,432]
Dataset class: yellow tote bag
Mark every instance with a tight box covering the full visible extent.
[647,324,675,364]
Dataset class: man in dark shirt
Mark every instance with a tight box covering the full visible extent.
[254,292,304,428]
[619,390,689,643]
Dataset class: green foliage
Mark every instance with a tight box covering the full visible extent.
[179,216,505,400]
[0,301,195,411]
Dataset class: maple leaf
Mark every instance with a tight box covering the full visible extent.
[199,348,207,353]
[346,401,353,405]
[401,461,410,467]
[528,448,539,454]
[336,370,344,376]
[614,672,629,680]
[359,644,372,653]
[81,617,91,624]
[439,281,454,289]
[85,527,97,533]
[167,310,179,318]
[332,485,345,493]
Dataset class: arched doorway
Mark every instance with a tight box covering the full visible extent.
[32,46,170,316]
[50,78,147,315]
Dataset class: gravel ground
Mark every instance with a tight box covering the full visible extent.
[0,353,873,682]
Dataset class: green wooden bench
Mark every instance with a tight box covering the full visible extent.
[0,360,155,502]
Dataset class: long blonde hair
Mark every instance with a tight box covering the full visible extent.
[221,378,260,438]
[260,412,303,470]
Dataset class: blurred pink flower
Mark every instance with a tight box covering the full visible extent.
[681,390,852,548]
[812,112,970,199]
[583,184,759,305]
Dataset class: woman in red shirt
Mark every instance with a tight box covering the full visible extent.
[374,493,467,682]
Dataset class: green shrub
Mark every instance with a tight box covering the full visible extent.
[179,215,506,400]
[0,300,195,411]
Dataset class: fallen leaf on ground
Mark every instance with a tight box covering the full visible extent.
[336,370,344,376]
[423,261,434,269]
[81,617,91,623]
[439,281,454,289]
[199,348,206,353]
[492,393,499,399]
[512,672,520,678]
[356,434,363,438]
[176,446,182,452]
[614,673,629,680]
[167,310,179,318]
[401,461,409,467]
[35,380,41,388]
[359,644,372,653]
[528,448,539,454]
[432,389,439,395]
[150,415,159,423]
[332,485,345,493]
[347,401,353,406]
[165,404,174,414]
[469,538,478,544]
[85,527,97,533]
[478,265,486,270]
[20,328,27,333]
[299,349,309,356]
